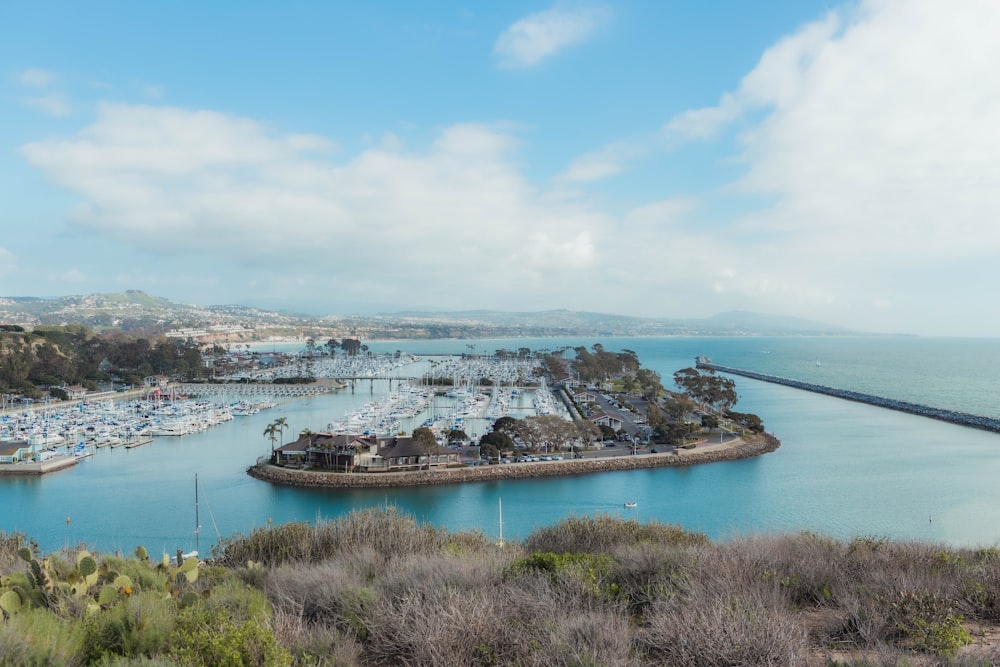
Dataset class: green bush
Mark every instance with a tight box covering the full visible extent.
[524,515,708,554]
[169,604,291,667]
[80,592,177,663]
[880,590,972,656]
[0,606,84,666]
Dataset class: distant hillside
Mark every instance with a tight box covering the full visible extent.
[382,308,854,336]
[0,291,857,338]
[0,290,311,333]
[692,310,853,335]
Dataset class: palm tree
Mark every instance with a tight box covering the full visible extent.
[273,417,288,448]
[263,423,278,454]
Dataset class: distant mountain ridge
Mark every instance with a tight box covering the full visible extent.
[0,291,857,337]
[382,308,854,336]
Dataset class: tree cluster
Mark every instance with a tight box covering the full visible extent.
[571,344,640,384]
[0,326,210,398]
[672,367,738,414]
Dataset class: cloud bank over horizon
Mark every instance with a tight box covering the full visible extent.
[4,0,1000,336]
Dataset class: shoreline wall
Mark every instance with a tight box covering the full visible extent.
[246,433,779,489]
[697,361,1000,434]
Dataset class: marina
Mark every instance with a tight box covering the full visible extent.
[0,336,999,555]
[0,352,564,474]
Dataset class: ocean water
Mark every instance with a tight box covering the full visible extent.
[3,336,999,554]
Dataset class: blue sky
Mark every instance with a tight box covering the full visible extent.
[2,1,998,336]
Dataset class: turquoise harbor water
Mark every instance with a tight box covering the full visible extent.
[3,336,1000,555]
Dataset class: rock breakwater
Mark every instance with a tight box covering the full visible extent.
[697,361,1000,434]
[247,434,779,489]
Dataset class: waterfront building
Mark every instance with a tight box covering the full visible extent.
[275,432,460,472]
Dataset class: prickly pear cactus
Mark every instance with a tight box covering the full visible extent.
[78,554,98,577]
[0,590,22,616]
[97,584,119,607]
[114,574,134,595]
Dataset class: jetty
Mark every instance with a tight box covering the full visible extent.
[695,357,1000,434]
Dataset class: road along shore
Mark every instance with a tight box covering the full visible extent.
[246,433,780,489]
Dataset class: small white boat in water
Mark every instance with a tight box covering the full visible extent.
[624,501,637,508]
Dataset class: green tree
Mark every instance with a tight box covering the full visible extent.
[636,368,663,401]
[523,415,580,454]
[492,416,527,442]
[480,430,512,455]
[673,367,738,414]
[412,427,437,470]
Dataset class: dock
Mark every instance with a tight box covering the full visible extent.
[124,437,153,450]
[0,455,79,476]
[695,358,1000,434]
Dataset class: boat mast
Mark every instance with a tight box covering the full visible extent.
[497,497,503,547]
[194,474,200,556]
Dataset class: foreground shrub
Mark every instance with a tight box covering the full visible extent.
[878,590,972,656]
[507,551,618,599]
[524,515,708,555]
[271,606,362,667]
[169,603,291,667]
[0,531,37,575]
[639,584,808,665]
[213,507,465,567]
[0,606,84,666]
[80,591,177,664]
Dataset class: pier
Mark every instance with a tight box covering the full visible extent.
[695,358,1000,434]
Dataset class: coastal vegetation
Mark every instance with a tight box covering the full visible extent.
[2,509,998,665]
[0,325,211,401]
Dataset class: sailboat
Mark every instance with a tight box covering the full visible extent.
[184,474,200,560]
[496,497,504,548]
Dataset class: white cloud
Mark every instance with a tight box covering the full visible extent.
[662,14,839,142]
[494,6,607,68]
[16,0,1000,335]
[24,93,71,116]
[20,104,614,311]
[657,0,1000,334]
[17,68,54,87]
[557,140,642,183]
[661,92,741,142]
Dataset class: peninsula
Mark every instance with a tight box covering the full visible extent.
[247,433,779,489]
